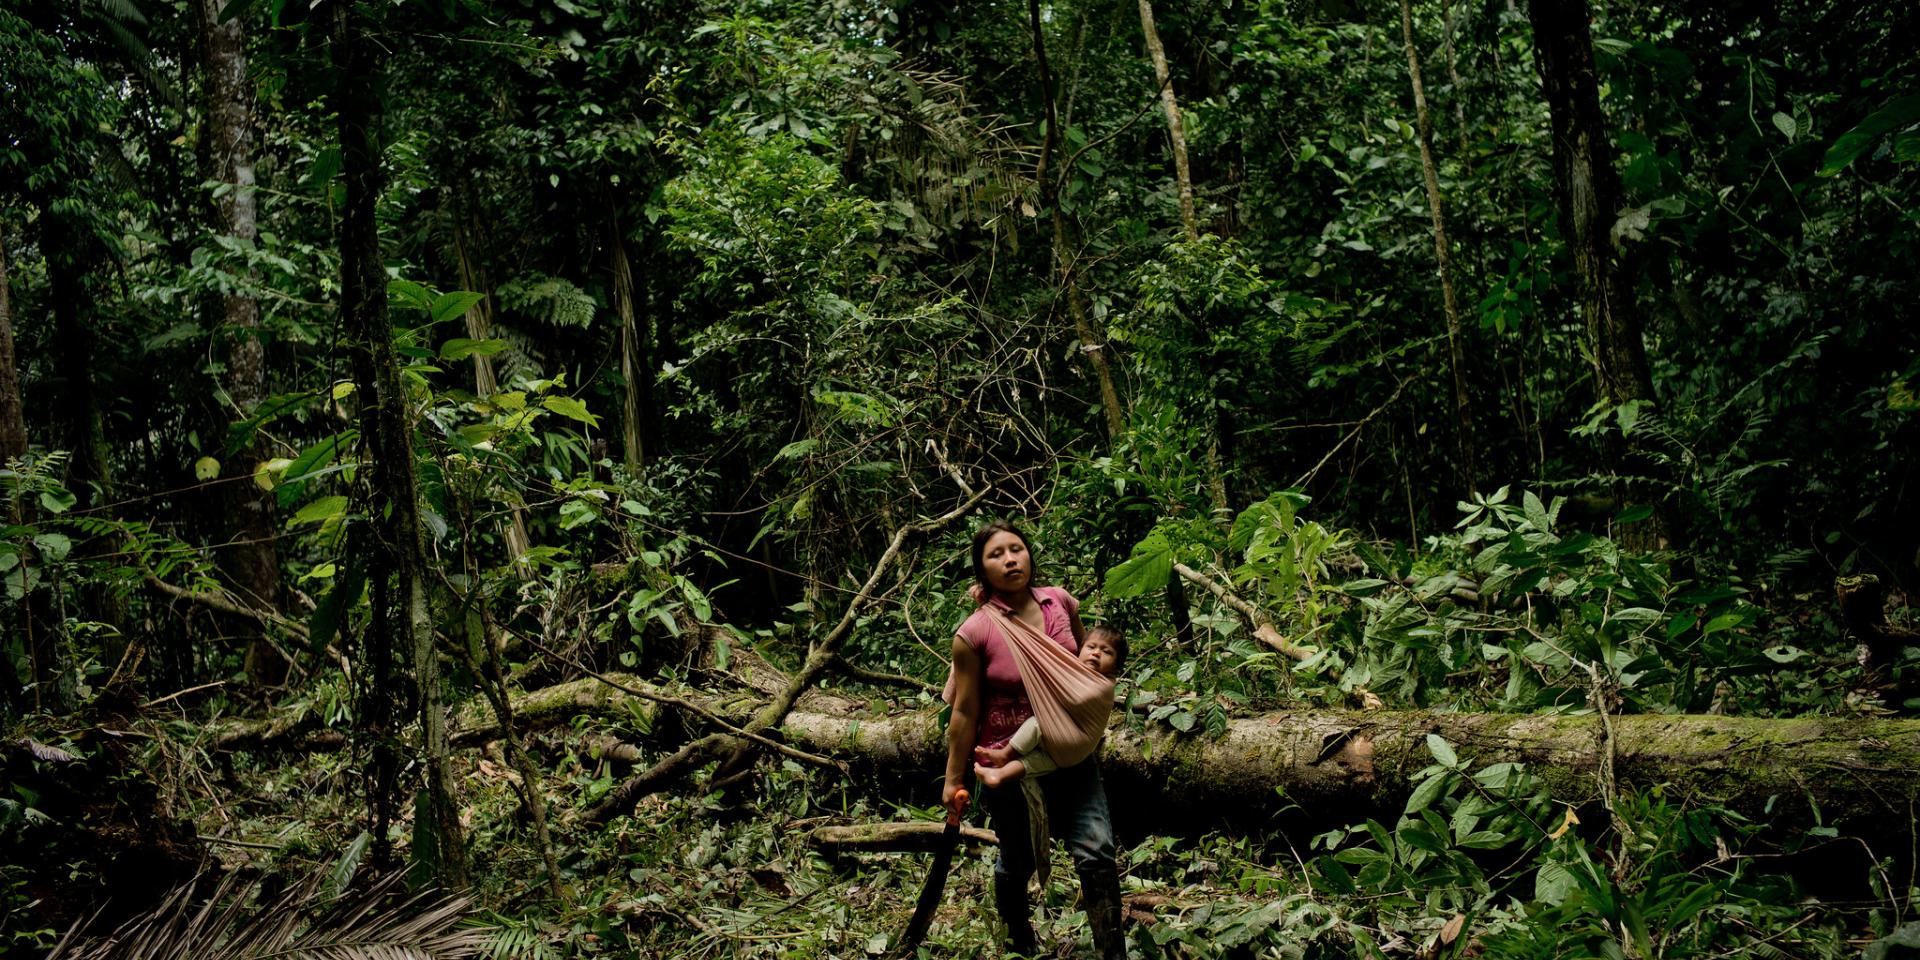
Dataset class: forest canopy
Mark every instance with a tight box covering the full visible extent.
[2,0,1918,957]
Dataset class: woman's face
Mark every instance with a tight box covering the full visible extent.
[980,530,1031,594]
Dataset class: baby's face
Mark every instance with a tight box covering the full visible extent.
[1078,636,1120,677]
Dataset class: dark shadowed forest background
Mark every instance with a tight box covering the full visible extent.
[3,0,1919,956]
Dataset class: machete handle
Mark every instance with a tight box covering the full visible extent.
[947,789,969,825]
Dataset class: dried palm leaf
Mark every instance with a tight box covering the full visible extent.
[48,865,490,960]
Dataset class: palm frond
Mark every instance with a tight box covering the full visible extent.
[49,866,490,960]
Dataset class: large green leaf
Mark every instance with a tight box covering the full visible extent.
[287,495,349,529]
[1105,532,1174,599]
[541,396,601,427]
[1819,94,1920,176]
[308,558,366,659]
[438,337,508,361]
[429,291,487,325]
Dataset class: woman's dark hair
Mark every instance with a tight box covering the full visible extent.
[1086,624,1128,671]
[970,519,1036,594]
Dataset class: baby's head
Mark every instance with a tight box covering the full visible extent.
[1078,625,1127,678]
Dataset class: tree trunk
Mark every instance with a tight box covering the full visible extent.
[1527,0,1668,544]
[1136,0,1197,239]
[778,705,1920,840]
[609,224,650,474]
[1029,0,1125,446]
[198,0,283,686]
[332,0,466,889]
[46,218,110,502]
[230,672,1920,845]
[451,214,529,560]
[1400,0,1478,495]
[0,229,24,462]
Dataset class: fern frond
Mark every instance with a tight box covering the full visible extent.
[496,276,599,329]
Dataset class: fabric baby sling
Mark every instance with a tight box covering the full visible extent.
[987,610,1115,769]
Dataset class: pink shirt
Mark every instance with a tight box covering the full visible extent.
[956,585,1080,748]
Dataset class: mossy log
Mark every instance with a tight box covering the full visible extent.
[217,673,1920,842]
[777,706,1920,837]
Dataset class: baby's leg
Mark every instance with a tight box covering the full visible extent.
[974,742,1016,767]
[974,758,1028,789]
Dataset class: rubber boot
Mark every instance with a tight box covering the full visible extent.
[1080,866,1126,960]
[995,873,1039,958]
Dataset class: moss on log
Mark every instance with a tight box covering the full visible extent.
[775,706,1920,833]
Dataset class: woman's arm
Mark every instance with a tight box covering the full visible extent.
[942,633,981,815]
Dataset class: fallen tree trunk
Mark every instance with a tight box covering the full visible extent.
[779,705,1920,837]
[809,822,999,855]
[220,672,1920,842]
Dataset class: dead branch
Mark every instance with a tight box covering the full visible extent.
[586,486,990,823]
[1171,562,1317,662]
[808,822,999,855]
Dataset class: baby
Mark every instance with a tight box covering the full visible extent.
[971,625,1127,789]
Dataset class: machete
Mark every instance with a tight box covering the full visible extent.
[897,788,969,953]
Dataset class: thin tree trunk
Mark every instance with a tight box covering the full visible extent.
[1136,1,1234,512]
[47,219,110,502]
[451,215,529,560]
[1526,0,1669,545]
[609,224,649,474]
[450,223,498,399]
[333,0,466,889]
[1136,0,1197,239]
[462,603,566,901]
[1442,0,1471,158]
[1029,0,1126,446]
[198,0,284,686]
[0,231,22,708]
[1400,0,1478,494]
[0,230,24,462]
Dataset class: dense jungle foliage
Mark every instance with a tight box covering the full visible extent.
[3,0,1919,956]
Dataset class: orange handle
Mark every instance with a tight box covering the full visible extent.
[948,788,969,825]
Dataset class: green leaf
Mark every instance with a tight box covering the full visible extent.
[32,533,72,562]
[776,438,819,460]
[1820,94,1920,176]
[194,456,221,480]
[1404,771,1452,815]
[438,338,509,361]
[1168,710,1196,733]
[541,396,601,428]
[302,146,342,191]
[387,279,434,311]
[217,0,260,24]
[1105,532,1174,599]
[1762,644,1806,663]
[429,291,487,325]
[287,495,349,529]
[39,488,77,514]
[1771,111,1798,141]
[680,578,713,621]
[1426,734,1459,768]
[1534,862,1578,905]
[309,558,366,659]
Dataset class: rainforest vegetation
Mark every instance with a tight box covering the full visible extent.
[3,0,1919,956]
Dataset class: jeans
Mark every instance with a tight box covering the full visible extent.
[983,754,1117,886]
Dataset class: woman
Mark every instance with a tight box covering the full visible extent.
[943,520,1124,959]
